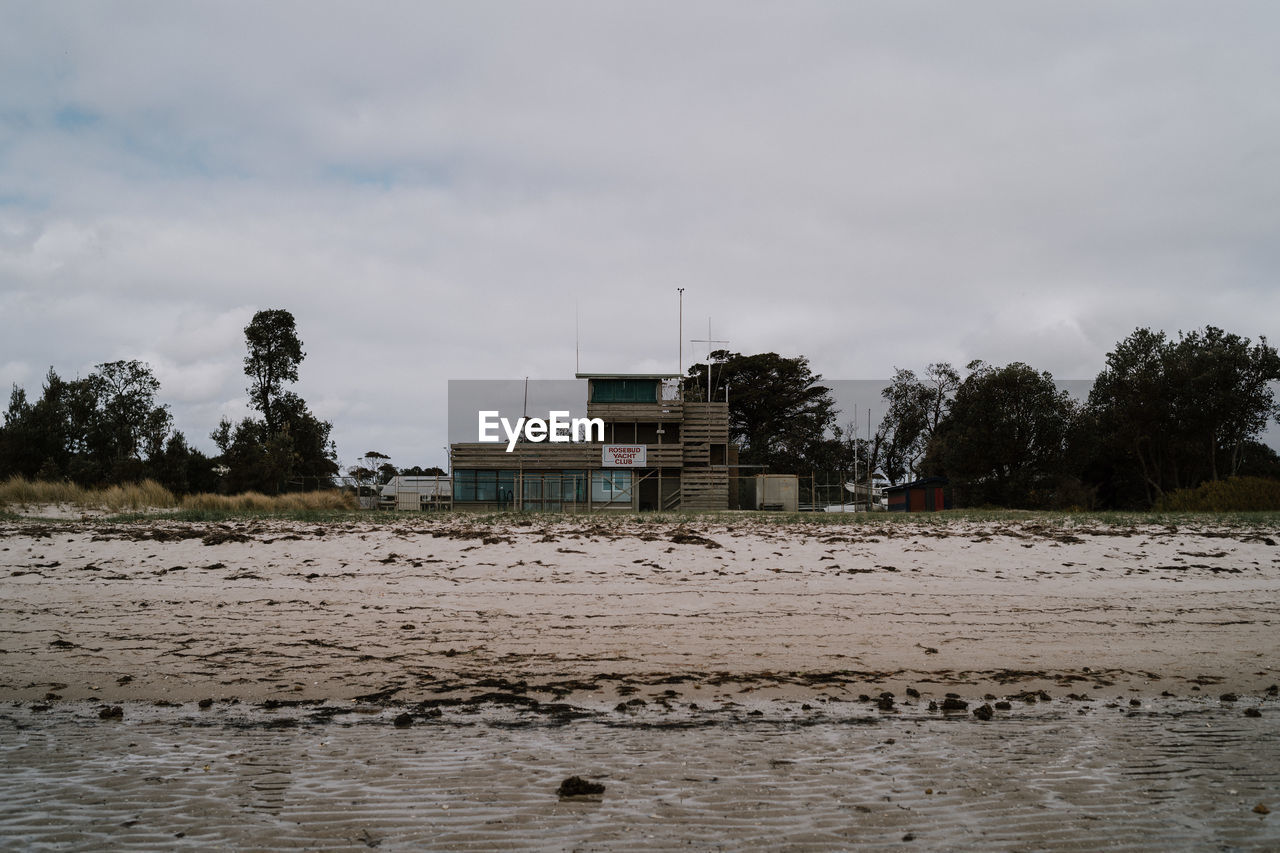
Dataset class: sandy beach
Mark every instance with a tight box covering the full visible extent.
[3,515,1278,705]
[2,513,1278,849]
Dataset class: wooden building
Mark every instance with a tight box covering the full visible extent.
[885,477,951,512]
[449,373,731,512]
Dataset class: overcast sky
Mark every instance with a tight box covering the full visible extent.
[3,2,1278,471]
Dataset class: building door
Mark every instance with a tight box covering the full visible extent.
[637,470,658,511]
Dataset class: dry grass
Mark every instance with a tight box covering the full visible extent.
[98,480,179,511]
[180,491,357,512]
[0,476,178,511]
[0,477,356,514]
[0,477,84,506]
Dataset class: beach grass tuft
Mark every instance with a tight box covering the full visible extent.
[0,476,356,517]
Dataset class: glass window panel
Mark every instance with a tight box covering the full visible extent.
[611,470,632,502]
[561,471,586,503]
[475,470,497,501]
[591,470,632,503]
[591,379,657,403]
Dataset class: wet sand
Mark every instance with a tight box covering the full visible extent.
[1,514,1277,848]
[1,699,1276,850]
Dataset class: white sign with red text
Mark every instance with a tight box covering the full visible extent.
[602,444,646,467]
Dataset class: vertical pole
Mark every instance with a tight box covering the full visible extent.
[707,318,713,403]
[657,418,662,515]
[444,445,451,511]
[852,404,857,512]
[867,407,872,509]
[677,288,684,394]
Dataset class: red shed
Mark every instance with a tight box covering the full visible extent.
[885,477,951,512]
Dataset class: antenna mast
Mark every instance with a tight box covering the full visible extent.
[677,288,685,389]
[689,320,729,402]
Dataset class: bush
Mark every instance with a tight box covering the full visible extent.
[1155,476,1280,511]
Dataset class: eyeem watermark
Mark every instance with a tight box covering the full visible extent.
[478,411,605,452]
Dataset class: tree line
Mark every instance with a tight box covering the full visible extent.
[686,325,1280,509]
[0,310,340,495]
[7,315,1277,509]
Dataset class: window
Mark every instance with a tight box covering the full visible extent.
[591,379,658,403]
[591,470,633,504]
[454,469,514,503]
[475,470,497,502]
[454,469,592,506]
[454,469,476,502]
[561,470,587,503]
[498,471,516,502]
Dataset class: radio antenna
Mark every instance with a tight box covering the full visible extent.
[677,288,684,388]
[689,319,728,402]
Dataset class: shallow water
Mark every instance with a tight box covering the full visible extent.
[1,699,1276,851]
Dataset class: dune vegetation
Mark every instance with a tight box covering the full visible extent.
[0,476,356,515]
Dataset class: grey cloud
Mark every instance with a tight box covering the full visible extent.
[2,2,1278,469]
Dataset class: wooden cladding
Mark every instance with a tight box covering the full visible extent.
[681,402,729,443]
[682,443,710,465]
[681,468,729,509]
[585,402,684,421]
[451,442,684,469]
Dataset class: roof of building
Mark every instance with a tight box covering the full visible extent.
[884,476,949,492]
[574,373,681,380]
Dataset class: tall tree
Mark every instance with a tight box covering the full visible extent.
[930,361,1079,507]
[685,350,837,473]
[876,363,960,483]
[244,309,305,434]
[0,362,173,485]
[1087,326,1280,506]
[10,369,82,480]
[214,309,338,492]
[84,360,173,478]
[347,450,391,495]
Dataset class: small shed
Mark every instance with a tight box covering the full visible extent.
[885,477,950,513]
[755,474,799,512]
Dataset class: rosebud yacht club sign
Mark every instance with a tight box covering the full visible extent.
[602,445,646,467]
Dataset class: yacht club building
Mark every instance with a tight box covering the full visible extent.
[449,373,731,512]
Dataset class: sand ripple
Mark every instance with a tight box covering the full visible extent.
[0,700,1276,850]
